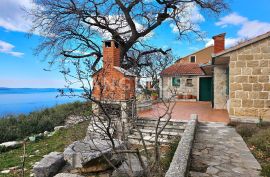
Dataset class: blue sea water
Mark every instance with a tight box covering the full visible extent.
[0,88,83,117]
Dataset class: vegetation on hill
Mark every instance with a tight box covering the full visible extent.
[234,122,270,177]
[0,101,91,143]
[0,120,89,176]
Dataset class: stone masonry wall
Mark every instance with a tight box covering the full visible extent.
[213,66,228,109]
[228,38,270,121]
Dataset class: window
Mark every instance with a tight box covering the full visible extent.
[190,55,196,63]
[172,77,180,87]
[186,79,193,87]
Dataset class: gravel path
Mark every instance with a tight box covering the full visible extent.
[189,122,261,177]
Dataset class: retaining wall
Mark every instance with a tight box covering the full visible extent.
[165,114,198,177]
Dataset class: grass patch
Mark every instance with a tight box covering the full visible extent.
[0,120,89,176]
[234,123,270,177]
[0,101,91,143]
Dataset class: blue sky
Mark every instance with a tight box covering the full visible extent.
[0,0,270,88]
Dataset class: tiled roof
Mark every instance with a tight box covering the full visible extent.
[160,63,205,76]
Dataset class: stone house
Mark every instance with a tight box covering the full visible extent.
[212,31,270,121]
[160,45,215,101]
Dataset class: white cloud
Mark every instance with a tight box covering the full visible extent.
[210,12,270,48]
[216,12,270,39]
[0,40,24,57]
[215,13,247,27]
[238,20,270,38]
[169,3,204,34]
[190,6,205,23]
[205,38,241,48]
[0,0,37,33]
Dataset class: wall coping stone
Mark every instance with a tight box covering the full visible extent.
[165,114,198,177]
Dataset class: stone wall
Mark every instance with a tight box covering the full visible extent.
[213,66,228,109]
[225,38,270,120]
[161,76,199,99]
[165,115,198,177]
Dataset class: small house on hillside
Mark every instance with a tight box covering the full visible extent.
[159,35,224,101]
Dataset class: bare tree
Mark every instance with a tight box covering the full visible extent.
[137,50,176,94]
[29,0,227,71]
[28,0,228,176]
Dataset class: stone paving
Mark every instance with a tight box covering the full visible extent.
[189,122,262,177]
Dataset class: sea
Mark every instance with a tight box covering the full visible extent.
[0,88,83,117]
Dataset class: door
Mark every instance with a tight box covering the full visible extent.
[199,77,213,101]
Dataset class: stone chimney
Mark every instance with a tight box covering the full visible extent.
[103,40,120,68]
[212,33,226,54]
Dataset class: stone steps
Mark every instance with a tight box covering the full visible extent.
[136,123,185,132]
[127,134,172,145]
[128,118,186,145]
[136,118,186,126]
[131,129,183,140]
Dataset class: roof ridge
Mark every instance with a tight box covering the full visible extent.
[214,31,270,57]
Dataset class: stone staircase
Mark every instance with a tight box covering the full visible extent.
[128,118,187,145]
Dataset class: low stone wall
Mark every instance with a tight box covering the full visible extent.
[165,115,198,177]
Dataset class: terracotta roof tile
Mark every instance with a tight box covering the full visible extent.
[160,63,205,76]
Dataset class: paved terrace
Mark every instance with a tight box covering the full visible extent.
[138,101,230,124]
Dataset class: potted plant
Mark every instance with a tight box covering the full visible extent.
[151,91,158,100]
[177,94,183,99]
[186,90,192,99]
[186,94,192,99]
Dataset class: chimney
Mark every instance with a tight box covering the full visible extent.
[212,33,226,54]
[103,40,121,68]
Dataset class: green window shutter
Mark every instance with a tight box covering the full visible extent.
[172,77,180,86]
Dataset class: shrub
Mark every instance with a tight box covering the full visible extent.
[0,101,90,143]
[161,138,179,170]
[248,128,270,157]
[235,124,260,138]
[151,92,158,97]
[261,164,270,177]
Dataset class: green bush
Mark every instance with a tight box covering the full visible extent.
[0,101,90,143]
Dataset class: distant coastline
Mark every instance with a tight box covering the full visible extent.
[0,88,83,117]
[0,87,83,94]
